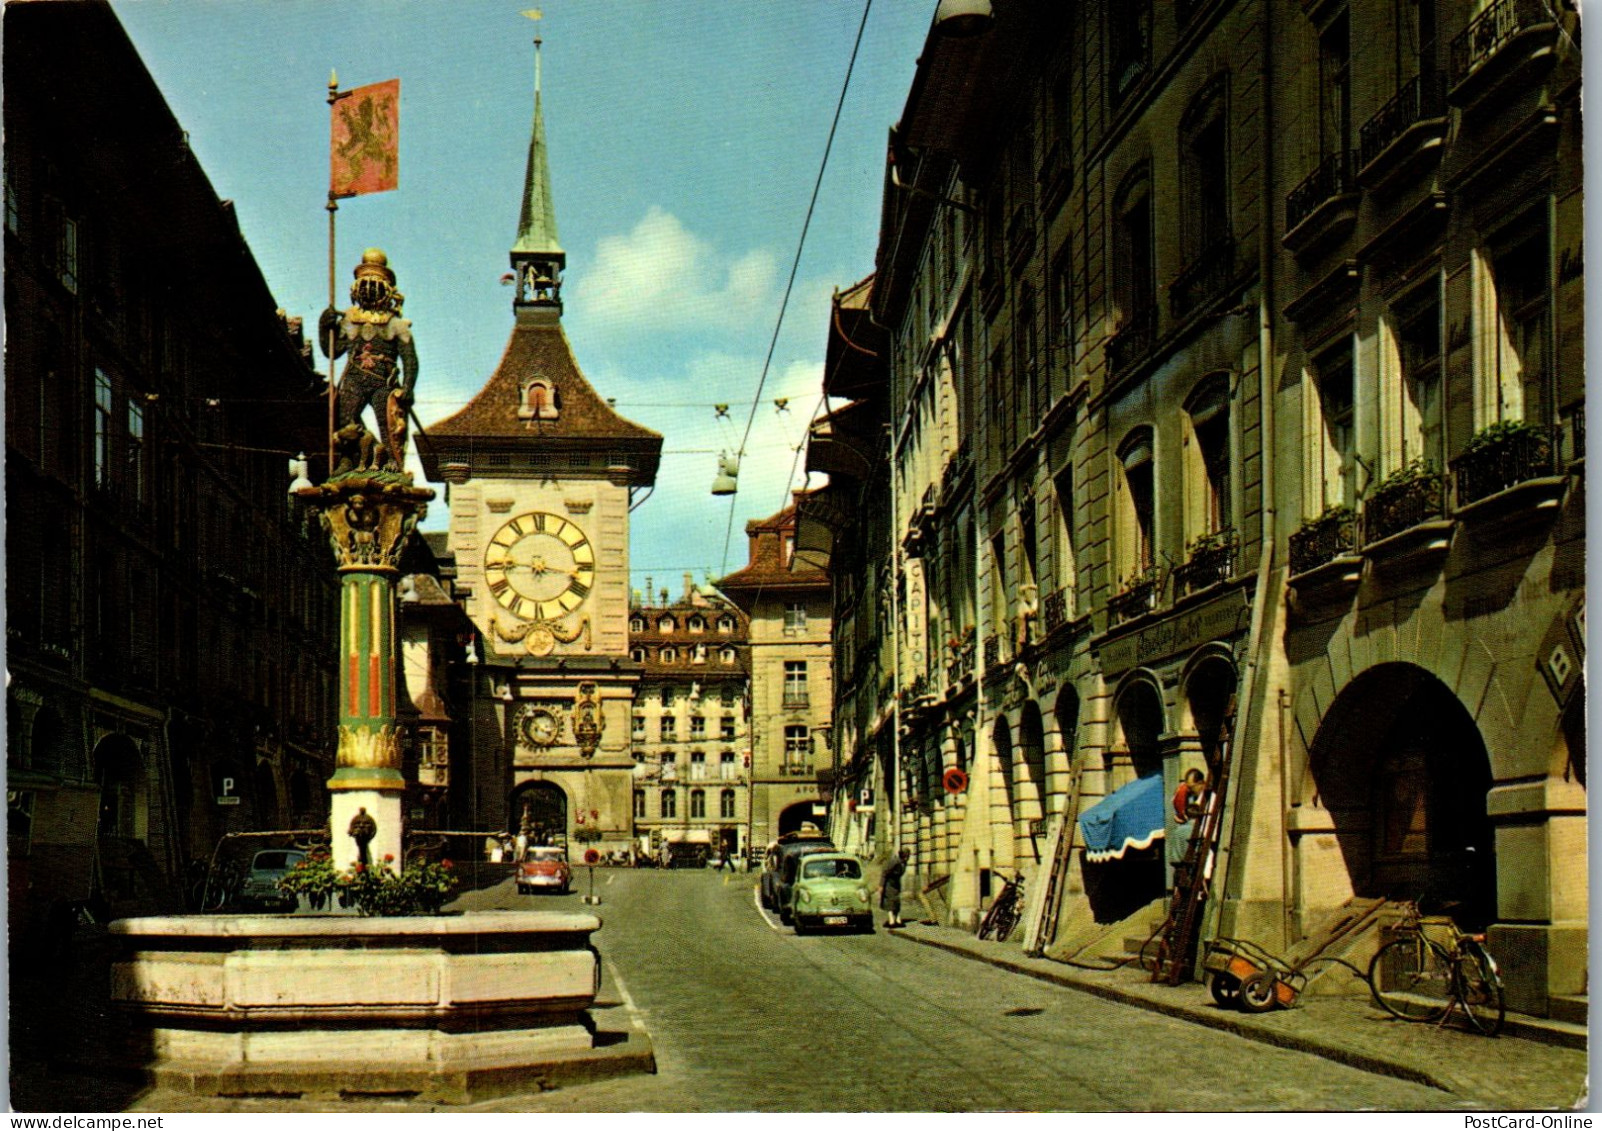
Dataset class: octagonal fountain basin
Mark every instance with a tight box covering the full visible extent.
[105,910,651,1103]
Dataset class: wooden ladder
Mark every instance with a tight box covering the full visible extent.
[1021,760,1087,957]
[1150,696,1236,985]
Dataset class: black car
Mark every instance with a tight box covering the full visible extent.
[759,831,835,916]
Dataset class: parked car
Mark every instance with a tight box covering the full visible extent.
[759,828,835,912]
[787,853,872,934]
[517,846,572,895]
[238,849,306,912]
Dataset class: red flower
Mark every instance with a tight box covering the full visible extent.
[383,854,395,863]
[441,860,454,870]
[353,862,366,873]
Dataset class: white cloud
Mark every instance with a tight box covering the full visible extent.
[572,206,779,334]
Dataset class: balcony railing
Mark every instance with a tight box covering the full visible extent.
[1286,150,1357,234]
[1171,530,1237,597]
[1107,304,1157,377]
[1451,0,1548,85]
[1288,509,1357,576]
[1451,424,1559,506]
[982,634,1000,669]
[1361,469,1445,545]
[1042,588,1069,634]
[946,638,975,686]
[1169,235,1236,323]
[1108,574,1160,624]
[1359,71,1448,170]
[778,763,815,777]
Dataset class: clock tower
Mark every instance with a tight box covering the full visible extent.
[419,29,660,850]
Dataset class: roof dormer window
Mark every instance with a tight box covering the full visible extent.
[519,377,560,422]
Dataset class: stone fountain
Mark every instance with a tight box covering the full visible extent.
[105,251,651,1103]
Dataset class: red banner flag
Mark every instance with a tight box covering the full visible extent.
[330,78,399,197]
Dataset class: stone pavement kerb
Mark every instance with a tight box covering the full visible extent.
[885,919,1589,1111]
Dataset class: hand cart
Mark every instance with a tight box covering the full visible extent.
[1202,897,1385,1013]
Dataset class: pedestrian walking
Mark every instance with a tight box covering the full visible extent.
[878,847,910,929]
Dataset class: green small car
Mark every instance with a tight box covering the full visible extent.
[788,853,872,934]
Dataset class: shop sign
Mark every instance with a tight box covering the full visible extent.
[1096,590,1250,677]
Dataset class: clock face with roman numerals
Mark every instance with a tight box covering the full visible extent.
[483,512,595,621]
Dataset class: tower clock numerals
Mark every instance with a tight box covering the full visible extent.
[483,511,596,620]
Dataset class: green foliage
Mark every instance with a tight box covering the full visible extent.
[572,825,603,844]
[1303,503,1355,528]
[1370,457,1437,496]
[1466,419,1547,452]
[277,850,459,916]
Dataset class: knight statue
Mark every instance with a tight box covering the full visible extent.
[320,248,418,473]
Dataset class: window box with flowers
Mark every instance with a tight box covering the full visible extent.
[1360,460,1453,564]
[1109,567,1162,625]
[1288,505,1359,577]
[1172,529,1237,598]
[1451,420,1565,520]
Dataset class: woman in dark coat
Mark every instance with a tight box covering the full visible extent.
[878,848,910,928]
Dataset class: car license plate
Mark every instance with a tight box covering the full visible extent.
[823,915,846,926]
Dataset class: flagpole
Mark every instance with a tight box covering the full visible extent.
[326,69,340,477]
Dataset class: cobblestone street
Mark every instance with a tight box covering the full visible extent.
[448,868,1482,1112]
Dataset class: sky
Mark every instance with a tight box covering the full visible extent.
[108,0,933,589]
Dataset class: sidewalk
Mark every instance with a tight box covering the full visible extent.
[888,920,1589,1111]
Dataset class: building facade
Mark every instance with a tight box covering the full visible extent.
[627,577,751,863]
[717,502,837,853]
[4,1,339,938]
[417,41,662,855]
[811,0,1583,1017]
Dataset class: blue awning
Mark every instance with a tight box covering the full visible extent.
[1079,773,1166,863]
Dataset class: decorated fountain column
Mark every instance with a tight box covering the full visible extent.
[298,248,435,874]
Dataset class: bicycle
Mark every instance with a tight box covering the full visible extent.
[977,873,1025,942]
[1367,900,1504,1036]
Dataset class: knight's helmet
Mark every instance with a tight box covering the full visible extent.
[350,247,403,312]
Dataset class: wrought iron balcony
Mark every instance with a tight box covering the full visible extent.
[1169,236,1236,323]
[1171,530,1237,597]
[1107,304,1157,377]
[1362,468,1446,545]
[1451,0,1551,86]
[1286,150,1357,234]
[1359,72,1448,170]
[1108,574,1160,624]
[982,634,1000,669]
[1042,587,1069,634]
[1288,509,1357,576]
[1452,423,1559,506]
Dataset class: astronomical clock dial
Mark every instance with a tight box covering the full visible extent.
[483,511,596,621]
[519,706,561,748]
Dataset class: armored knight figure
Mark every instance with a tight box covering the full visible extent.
[320,248,418,472]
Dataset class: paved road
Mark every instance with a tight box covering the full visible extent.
[455,868,1463,1112]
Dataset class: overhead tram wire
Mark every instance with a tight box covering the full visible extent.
[717,0,874,577]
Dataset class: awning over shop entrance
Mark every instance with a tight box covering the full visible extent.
[1079,773,1166,862]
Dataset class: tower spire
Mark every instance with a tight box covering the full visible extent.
[512,9,564,312]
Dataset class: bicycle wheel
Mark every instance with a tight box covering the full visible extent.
[992,900,1022,943]
[977,896,1007,940]
[1369,936,1454,1022]
[1455,939,1505,1037]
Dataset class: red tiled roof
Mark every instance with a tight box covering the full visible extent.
[420,311,661,483]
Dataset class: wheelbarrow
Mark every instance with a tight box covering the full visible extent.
[1202,896,1385,1013]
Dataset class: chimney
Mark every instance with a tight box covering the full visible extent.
[683,572,694,601]
[645,577,653,605]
